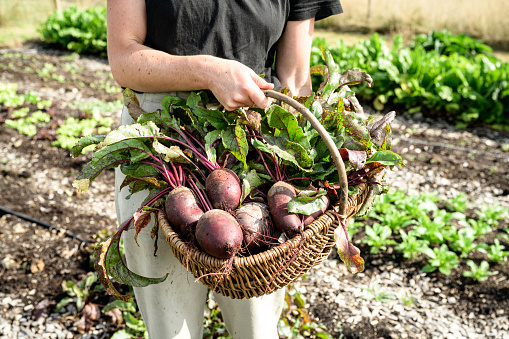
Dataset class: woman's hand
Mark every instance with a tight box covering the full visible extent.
[203,57,274,111]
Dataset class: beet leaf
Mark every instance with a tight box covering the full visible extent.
[94,233,168,302]
[221,124,249,167]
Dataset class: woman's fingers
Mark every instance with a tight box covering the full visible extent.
[209,59,274,111]
[249,72,274,108]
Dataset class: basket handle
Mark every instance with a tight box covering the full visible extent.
[263,90,348,221]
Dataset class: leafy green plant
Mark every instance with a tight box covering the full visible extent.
[1,79,118,150]
[463,260,494,282]
[395,191,438,220]
[311,32,509,127]
[56,272,101,312]
[362,223,396,254]
[371,207,415,231]
[409,29,493,58]
[467,218,493,237]
[450,227,487,258]
[422,244,459,275]
[443,190,468,212]
[395,230,429,259]
[413,214,456,244]
[103,300,149,339]
[0,83,40,107]
[400,295,417,306]
[278,286,333,339]
[486,239,509,264]
[37,62,65,82]
[52,112,114,150]
[475,204,509,226]
[5,111,51,137]
[38,6,107,55]
[361,284,396,303]
[348,219,363,238]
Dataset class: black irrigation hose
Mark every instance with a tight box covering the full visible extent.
[0,206,92,244]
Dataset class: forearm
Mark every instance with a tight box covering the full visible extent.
[109,43,218,93]
[275,19,315,97]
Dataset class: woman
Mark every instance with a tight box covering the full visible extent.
[107,1,342,338]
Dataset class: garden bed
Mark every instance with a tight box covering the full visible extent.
[1,46,508,338]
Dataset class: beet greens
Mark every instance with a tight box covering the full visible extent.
[72,47,403,298]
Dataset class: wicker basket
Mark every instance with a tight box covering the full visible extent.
[160,90,371,299]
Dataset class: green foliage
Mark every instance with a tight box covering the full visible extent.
[409,29,493,58]
[475,204,509,226]
[486,239,509,264]
[311,32,509,126]
[443,190,468,212]
[361,223,396,254]
[0,82,119,150]
[463,260,494,282]
[56,272,101,312]
[0,83,41,107]
[104,299,148,339]
[361,283,397,303]
[421,244,459,275]
[38,6,107,56]
[449,227,487,258]
[395,230,429,259]
[5,110,51,137]
[356,189,507,278]
[278,286,334,339]
[52,107,115,150]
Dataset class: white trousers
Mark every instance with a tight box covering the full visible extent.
[114,91,285,339]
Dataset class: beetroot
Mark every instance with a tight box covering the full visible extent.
[205,168,242,210]
[165,186,204,239]
[195,209,243,259]
[267,181,302,236]
[236,202,272,250]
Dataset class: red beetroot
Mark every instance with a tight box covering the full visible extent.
[205,168,242,210]
[236,202,272,250]
[267,181,302,236]
[195,209,243,259]
[165,186,204,239]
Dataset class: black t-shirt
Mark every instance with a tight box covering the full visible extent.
[144,0,342,88]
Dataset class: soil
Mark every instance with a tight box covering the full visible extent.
[1,46,508,338]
